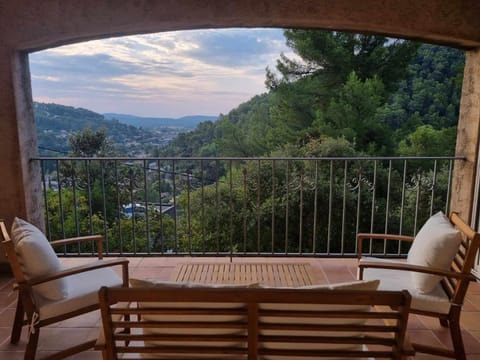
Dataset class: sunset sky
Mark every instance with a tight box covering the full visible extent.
[29,28,294,118]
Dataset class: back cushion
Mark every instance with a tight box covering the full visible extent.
[129,278,257,358]
[11,218,68,300]
[258,280,380,360]
[407,211,462,294]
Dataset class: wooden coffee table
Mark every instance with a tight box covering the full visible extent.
[172,262,316,286]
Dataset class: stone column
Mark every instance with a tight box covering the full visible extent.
[450,49,480,224]
[0,47,43,272]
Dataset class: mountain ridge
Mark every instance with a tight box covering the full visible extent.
[35,102,173,156]
[103,113,218,129]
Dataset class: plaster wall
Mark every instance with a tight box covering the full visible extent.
[3,0,480,51]
[0,47,25,221]
[0,47,25,266]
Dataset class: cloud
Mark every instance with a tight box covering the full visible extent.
[173,28,287,67]
[29,28,291,117]
[31,53,132,78]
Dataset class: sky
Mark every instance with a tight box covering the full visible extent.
[29,28,294,118]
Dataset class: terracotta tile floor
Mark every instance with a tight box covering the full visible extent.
[1,257,480,359]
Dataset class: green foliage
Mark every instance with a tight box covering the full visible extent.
[163,30,428,158]
[59,129,119,222]
[35,102,160,156]
[45,172,177,255]
[35,102,107,131]
[269,30,418,94]
[175,137,452,255]
[69,127,113,157]
[215,94,277,156]
[378,44,464,145]
[398,125,457,156]
[161,121,218,157]
[44,188,107,254]
[316,72,393,154]
[105,215,176,254]
[166,34,464,161]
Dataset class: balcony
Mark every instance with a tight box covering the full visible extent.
[1,257,480,358]
[1,155,479,358]
[35,156,462,257]
[1,1,480,358]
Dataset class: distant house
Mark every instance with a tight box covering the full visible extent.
[122,203,175,219]
[159,204,175,218]
[121,203,146,218]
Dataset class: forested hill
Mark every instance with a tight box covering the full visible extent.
[161,38,465,158]
[35,102,160,156]
[103,113,217,129]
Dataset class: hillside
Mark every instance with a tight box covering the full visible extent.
[34,102,164,156]
[161,42,464,158]
[103,113,218,129]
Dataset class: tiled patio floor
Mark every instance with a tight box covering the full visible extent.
[1,256,480,359]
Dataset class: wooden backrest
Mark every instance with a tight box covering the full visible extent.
[99,286,413,360]
[445,212,480,305]
[0,220,26,284]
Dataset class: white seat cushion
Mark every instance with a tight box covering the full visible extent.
[258,280,379,359]
[129,279,378,359]
[11,217,68,301]
[129,278,258,358]
[407,211,462,294]
[36,267,122,320]
[360,257,451,314]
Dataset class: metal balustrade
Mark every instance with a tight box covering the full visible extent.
[34,156,464,257]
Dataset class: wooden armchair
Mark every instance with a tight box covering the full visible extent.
[357,211,480,360]
[0,218,129,360]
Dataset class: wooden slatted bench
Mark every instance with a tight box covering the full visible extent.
[98,285,414,359]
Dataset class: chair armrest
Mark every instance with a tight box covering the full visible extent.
[358,259,476,281]
[26,258,129,287]
[50,235,104,259]
[356,233,414,259]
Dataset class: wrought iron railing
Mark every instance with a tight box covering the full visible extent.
[34,156,464,257]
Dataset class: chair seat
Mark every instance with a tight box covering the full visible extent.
[360,257,451,314]
[35,267,123,320]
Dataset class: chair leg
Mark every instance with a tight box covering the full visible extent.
[11,297,24,344]
[449,310,466,360]
[439,318,449,328]
[125,313,131,344]
[24,328,39,360]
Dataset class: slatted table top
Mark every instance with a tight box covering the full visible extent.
[172,262,316,287]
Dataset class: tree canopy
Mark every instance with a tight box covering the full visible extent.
[68,127,113,157]
[267,31,418,94]
[162,31,463,159]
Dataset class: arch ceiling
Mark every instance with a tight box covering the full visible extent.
[1,0,480,51]
[0,0,479,237]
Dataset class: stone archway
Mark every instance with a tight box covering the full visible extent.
[1,1,480,265]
